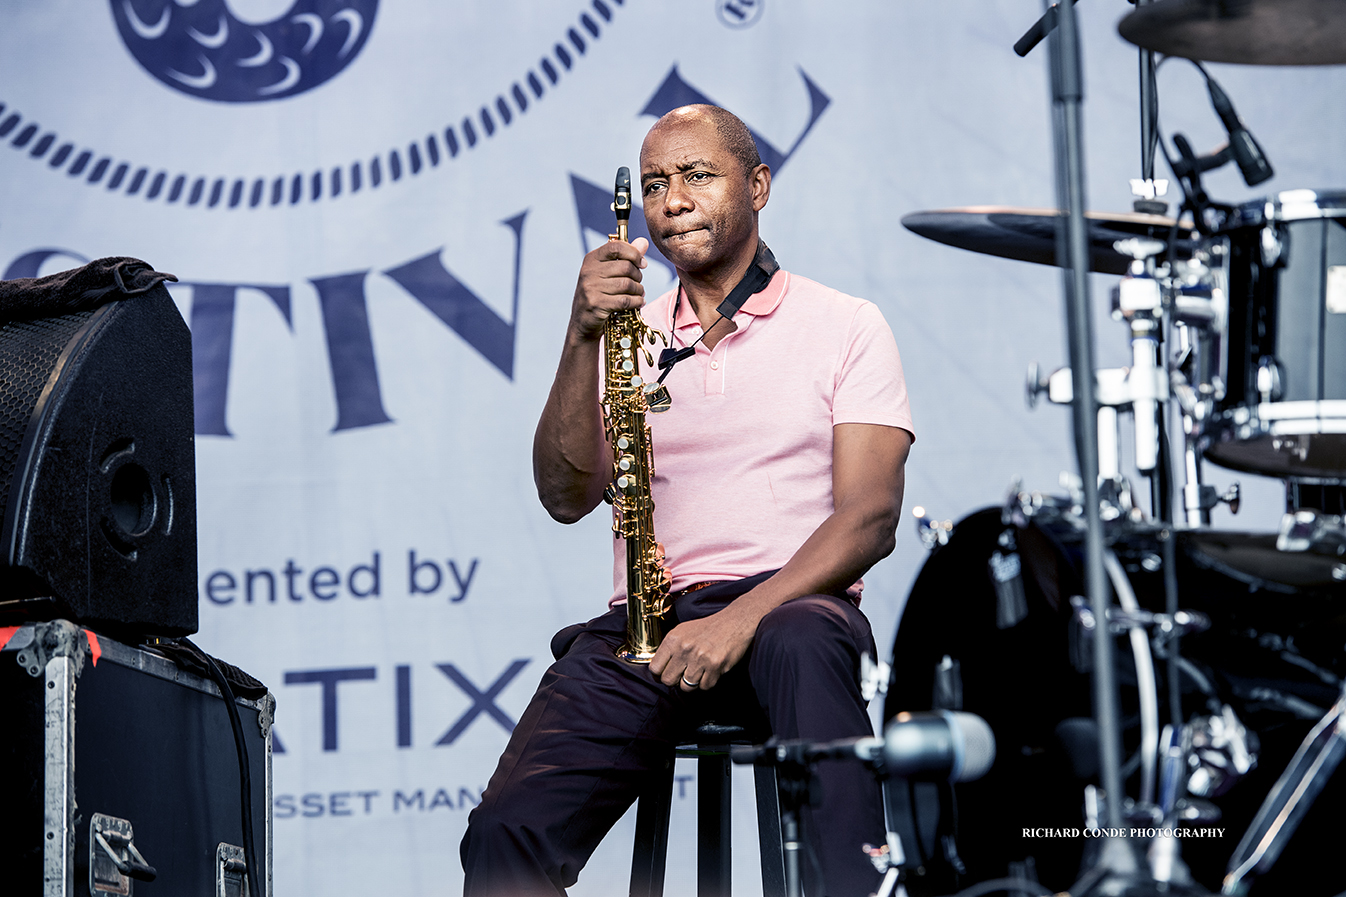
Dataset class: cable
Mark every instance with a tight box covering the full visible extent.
[200,649,262,897]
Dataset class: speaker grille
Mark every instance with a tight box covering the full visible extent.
[0,312,95,516]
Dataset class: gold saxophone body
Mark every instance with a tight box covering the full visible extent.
[604,167,672,664]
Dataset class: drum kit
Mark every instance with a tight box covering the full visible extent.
[886,2,1346,896]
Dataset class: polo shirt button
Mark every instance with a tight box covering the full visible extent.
[710,360,719,370]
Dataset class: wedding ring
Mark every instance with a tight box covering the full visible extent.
[681,675,700,688]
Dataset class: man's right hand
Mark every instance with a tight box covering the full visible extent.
[534,236,651,523]
[568,236,649,343]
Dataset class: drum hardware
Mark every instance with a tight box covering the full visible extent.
[1222,683,1346,895]
[905,4,1345,892]
[1241,687,1329,723]
[1026,364,1166,420]
[1130,179,1171,219]
[1096,474,1136,524]
[1070,598,1212,642]
[861,650,892,704]
[1026,361,1177,518]
[1183,474,1241,526]
[1113,251,1167,474]
[1152,729,1193,886]
[910,505,953,550]
[1004,479,1081,523]
[932,655,963,713]
[1181,707,1258,801]
[1250,632,1340,694]
[988,526,1030,630]
[1275,508,1345,556]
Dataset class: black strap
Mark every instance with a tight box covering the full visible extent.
[714,241,779,320]
[658,241,779,374]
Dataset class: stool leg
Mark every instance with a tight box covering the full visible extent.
[630,759,675,897]
[697,751,733,897]
[755,765,787,897]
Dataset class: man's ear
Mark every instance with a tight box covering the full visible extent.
[751,164,772,212]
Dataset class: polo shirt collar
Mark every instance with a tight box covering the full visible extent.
[669,269,787,333]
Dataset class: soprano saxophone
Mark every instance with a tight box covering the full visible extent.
[604,166,673,663]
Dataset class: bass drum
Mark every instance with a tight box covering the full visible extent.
[885,507,1346,896]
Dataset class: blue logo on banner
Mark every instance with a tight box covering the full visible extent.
[111,0,378,102]
[8,2,625,209]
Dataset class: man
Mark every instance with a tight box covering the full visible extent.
[461,104,914,896]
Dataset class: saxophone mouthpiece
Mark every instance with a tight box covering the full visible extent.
[613,167,632,223]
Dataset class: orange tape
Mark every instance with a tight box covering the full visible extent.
[0,624,100,665]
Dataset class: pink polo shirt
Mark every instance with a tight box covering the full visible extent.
[608,269,914,606]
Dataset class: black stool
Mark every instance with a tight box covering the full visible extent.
[629,723,787,897]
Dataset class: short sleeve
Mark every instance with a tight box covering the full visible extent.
[831,301,915,441]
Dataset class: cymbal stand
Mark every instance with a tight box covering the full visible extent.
[1160,241,1240,528]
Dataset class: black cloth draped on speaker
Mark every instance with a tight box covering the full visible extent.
[0,257,177,321]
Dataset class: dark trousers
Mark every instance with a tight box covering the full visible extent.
[460,573,887,897]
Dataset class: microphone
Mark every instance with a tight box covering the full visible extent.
[877,711,996,782]
[732,711,996,784]
[1205,78,1273,186]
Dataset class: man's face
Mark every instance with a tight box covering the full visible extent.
[639,116,759,277]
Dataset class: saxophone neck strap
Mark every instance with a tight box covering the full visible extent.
[714,240,780,320]
[658,241,779,378]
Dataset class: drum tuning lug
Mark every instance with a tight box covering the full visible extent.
[1259,224,1284,268]
[1256,356,1284,402]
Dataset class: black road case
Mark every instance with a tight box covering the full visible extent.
[1,620,273,896]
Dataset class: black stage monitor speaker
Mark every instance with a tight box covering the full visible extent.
[0,281,197,635]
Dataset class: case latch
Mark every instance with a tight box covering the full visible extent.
[217,842,249,897]
[90,814,156,896]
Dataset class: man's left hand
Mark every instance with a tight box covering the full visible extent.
[649,600,761,691]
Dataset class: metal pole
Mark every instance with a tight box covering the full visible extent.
[1046,0,1124,829]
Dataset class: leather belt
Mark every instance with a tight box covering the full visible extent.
[669,581,717,600]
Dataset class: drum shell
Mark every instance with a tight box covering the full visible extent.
[886,507,1346,895]
[1204,192,1346,480]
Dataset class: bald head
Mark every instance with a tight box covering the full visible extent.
[646,105,762,180]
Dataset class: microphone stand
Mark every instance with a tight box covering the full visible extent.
[732,741,814,897]
[1045,0,1123,835]
[1044,9,1176,895]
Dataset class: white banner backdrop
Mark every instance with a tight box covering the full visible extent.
[3,1,1345,894]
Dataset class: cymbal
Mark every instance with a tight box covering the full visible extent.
[900,206,1190,276]
[1118,0,1346,66]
